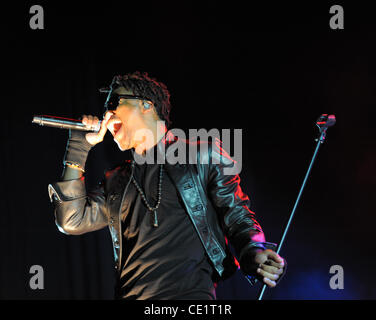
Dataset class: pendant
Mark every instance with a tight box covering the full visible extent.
[153,210,158,227]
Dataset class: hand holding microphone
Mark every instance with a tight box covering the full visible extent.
[59,111,115,174]
[32,111,120,173]
[84,111,114,146]
[32,112,115,146]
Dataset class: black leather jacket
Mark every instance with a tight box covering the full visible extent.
[48,132,276,282]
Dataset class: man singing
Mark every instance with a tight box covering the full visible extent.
[48,72,286,300]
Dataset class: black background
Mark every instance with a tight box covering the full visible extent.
[1,2,375,300]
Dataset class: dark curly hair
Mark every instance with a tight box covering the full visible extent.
[114,72,172,127]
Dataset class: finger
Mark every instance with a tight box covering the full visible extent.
[87,115,94,125]
[96,120,108,139]
[96,112,114,139]
[263,259,284,268]
[82,115,88,125]
[105,112,121,136]
[259,264,283,275]
[82,115,96,127]
[103,110,115,121]
[263,277,277,288]
[102,111,116,129]
[257,267,280,281]
[266,250,284,267]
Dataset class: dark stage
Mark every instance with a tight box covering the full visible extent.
[1,2,375,301]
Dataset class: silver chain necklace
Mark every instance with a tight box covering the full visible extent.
[130,160,163,227]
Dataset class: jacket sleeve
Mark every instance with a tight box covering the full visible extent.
[47,177,109,235]
[207,139,277,275]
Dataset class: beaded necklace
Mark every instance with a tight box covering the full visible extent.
[130,160,163,227]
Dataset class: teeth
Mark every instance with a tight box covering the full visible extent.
[108,118,122,124]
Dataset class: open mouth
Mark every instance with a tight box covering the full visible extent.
[107,117,123,137]
[113,122,122,136]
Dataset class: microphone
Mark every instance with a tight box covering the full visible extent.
[316,114,336,128]
[315,114,336,142]
[32,115,101,132]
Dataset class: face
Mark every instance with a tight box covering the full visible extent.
[106,87,152,151]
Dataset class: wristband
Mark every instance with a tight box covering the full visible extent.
[64,161,85,172]
[63,129,94,171]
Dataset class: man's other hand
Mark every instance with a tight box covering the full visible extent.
[84,112,113,146]
[253,249,285,287]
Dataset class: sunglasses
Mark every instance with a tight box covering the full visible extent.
[104,94,152,112]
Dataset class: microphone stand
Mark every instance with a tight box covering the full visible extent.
[100,75,118,116]
[257,114,336,300]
